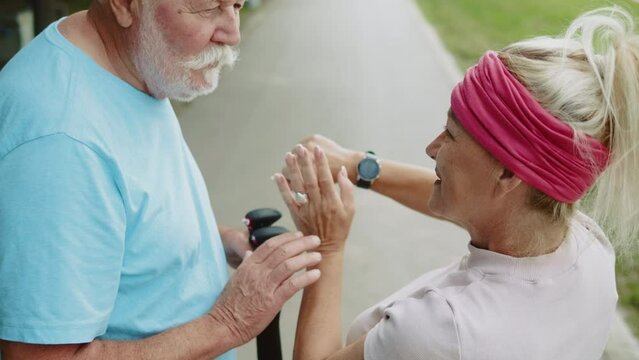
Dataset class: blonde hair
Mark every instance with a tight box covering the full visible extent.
[498,6,639,254]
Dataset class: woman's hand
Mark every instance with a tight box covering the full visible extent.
[274,144,355,253]
[282,135,362,184]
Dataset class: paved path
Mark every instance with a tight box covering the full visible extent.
[175,0,639,358]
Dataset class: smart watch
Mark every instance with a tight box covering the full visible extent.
[356,151,381,189]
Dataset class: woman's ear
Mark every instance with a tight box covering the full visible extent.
[495,167,523,198]
[108,0,141,28]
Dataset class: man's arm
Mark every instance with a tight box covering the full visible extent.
[289,135,440,218]
[1,314,235,360]
[1,232,322,360]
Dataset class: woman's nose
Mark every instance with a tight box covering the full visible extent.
[425,132,444,160]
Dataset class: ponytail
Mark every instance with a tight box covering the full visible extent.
[577,7,639,255]
[499,6,639,254]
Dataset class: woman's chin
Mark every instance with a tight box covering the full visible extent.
[427,196,443,217]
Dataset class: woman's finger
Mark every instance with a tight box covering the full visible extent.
[274,173,298,212]
[285,152,305,193]
[315,145,341,204]
[338,166,355,210]
[280,167,296,189]
[295,144,321,202]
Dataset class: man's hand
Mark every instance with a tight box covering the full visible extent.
[209,231,322,346]
[283,135,362,184]
[219,226,252,268]
[1,232,320,360]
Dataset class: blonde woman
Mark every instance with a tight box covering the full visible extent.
[274,7,639,360]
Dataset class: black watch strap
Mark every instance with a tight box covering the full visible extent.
[357,177,372,189]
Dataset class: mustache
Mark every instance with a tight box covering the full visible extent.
[181,45,239,70]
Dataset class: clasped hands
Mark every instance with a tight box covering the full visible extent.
[210,142,355,346]
[274,143,355,253]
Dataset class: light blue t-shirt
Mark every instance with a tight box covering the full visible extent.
[0,19,234,359]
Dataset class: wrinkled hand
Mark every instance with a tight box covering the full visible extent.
[282,135,362,184]
[274,144,355,253]
[209,232,322,345]
[219,226,252,269]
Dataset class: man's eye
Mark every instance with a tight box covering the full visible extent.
[194,6,223,16]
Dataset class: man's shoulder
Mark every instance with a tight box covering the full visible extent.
[1,22,76,97]
[0,53,67,157]
[0,23,81,144]
[0,21,126,160]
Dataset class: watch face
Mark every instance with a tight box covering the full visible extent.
[358,158,380,180]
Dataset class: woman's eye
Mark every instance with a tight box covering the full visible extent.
[442,127,451,137]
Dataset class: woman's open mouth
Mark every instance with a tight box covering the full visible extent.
[435,168,442,185]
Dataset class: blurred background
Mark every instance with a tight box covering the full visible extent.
[1,0,638,359]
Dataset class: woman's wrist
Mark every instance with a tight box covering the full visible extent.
[317,240,347,254]
[309,249,344,269]
[347,151,365,184]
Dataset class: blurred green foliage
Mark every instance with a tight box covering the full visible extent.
[618,254,639,338]
[415,0,639,69]
[414,0,639,339]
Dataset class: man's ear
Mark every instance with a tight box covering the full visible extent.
[108,0,141,28]
[495,167,523,198]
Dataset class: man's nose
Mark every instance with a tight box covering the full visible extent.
[212,9,241,46]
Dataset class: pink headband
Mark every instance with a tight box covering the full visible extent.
[450,51,609,203]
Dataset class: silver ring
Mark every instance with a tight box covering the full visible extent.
[292,191,308,205]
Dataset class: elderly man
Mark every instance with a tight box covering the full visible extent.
[0,0,322,359]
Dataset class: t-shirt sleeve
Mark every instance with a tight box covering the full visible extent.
[0,133,126,344]
[364,290,461,360]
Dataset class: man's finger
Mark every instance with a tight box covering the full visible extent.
[274,269,321,304]
[269,251,321,285]
[248,231,304,264]
[262,235,320,269]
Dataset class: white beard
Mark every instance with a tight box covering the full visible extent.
[132,4,239,102]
